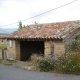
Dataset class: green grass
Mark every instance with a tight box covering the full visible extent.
[0,44,7,49]
[1,60,12,65]
[0,60,18,66]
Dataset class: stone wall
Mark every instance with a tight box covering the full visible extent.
[15,41,20,60]
[7,40,16,59]
[44,41,65,58]
[7,40,65,60]
[53,41,65,57]
[44,41,50,57]
[0,39,7,44]
[7,40,20,60]
[63,27,80,47]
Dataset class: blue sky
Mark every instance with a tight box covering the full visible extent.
[0,0,80,28]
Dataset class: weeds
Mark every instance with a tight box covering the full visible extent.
[37,58,55,72]
[57,53,80,74]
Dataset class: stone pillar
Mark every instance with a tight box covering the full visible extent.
[15,41,20,60]
[44,41,50,57]
[53,41,65,57]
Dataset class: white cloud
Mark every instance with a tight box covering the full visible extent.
[0,0,80,28]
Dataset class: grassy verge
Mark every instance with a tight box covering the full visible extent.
[0,44,7,49]
[0,60,18,66]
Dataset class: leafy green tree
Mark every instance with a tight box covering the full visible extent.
[34,21,38,24]
[18,21,22,30]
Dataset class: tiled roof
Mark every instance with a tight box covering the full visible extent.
[6,20,80,40]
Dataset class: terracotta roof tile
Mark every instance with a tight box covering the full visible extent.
[6,20,80,40]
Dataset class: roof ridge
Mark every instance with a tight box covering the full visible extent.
[25,20,80,27]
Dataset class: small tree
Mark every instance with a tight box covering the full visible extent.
[18,21,22,30]
[34,21,38,24]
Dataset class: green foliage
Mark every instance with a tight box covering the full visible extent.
[66,34,80,52]
[56,36,80,74]
[1,60,12,65]
[75,34,80,40]
[34,21,38,24]
[70,41,80,51]
[0,60,18,66]
[18,21,22,30]
[37,58,55,72]
[67,41,80,52]
[57,53,80,74]
[0,44,7,49]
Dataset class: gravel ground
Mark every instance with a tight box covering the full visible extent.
[0,64,80,80]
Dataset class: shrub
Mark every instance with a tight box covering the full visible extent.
[70,41,80,51]
[30,54,43,64]
[66,41,80,52]
[75,34,80,40]
[37,58,55,72]
[58,53,80,74]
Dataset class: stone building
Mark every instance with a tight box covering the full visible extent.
[0,37,7,44]
[4,20,80,61]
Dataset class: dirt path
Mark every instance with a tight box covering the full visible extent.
[12,61,37,71]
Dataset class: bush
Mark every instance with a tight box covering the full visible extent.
[70,41,80,51]
[75,34,80,40]
[58,53,80,74]
[66,41,80,52]
[30,54,43,64]
[37,58,55,72]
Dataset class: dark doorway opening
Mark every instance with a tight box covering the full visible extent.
[20,41,44,61]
